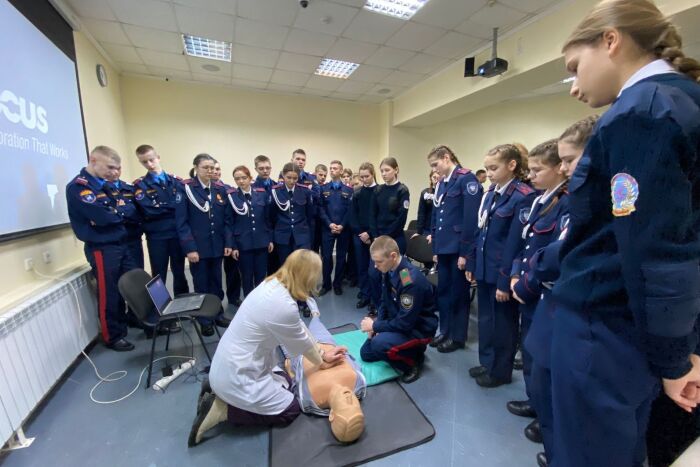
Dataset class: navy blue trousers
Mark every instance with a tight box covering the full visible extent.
[223,255,242,303]
[190,257,224,325]
[276,237,310,266]
[239,248,268,296]
[550,306,658,467]
[436,253,469,344]
[146,237,189,295]
[518,301,537,399]
[353,236,371,300]
[476,282,519,381]
[360,332,430,373]
[125,238,144,269]
[84,243,138,344]
[321,229,350,289]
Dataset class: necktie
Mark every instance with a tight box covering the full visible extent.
[244,193,251,202]
[288,190,293,197]
[491,192,501,210]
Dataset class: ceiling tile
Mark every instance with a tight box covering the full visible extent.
[231,78,268,88]
[335,80,374,94]
[235,18,290,50]
[293,1,359,36]
[382,69,424,86]
[117,62,149,74]
[66,0,116,21]
[468,3,528,29]
[368,83,406,97]
[270,69,311,86]
[305,75,343,91]
[499,0,557,14]
[171,0,237,15]
[455,19,494,40]
[174,5,235,42]
[276,52,322,74]
[300,87,332,97]
[233,64,274,82]
[81,19,130,45]
[147,66,193,80]
[192,72,231,84]
[237,0,298,27]
[348,64,392,83]
[101,43,143,63]
[424,31,484,59]
[329,92,361,101]
[398,53,449,74]
[138,49,190,70]
[325,38,378,63]
[187,56,233,75]
[328,0,364,7]
[358,94,387,103]
[342,10,404,45]
[107,0,179,32]
[266,83,303,93]
[385,21,446,52]
[364,46,415,69]
[122,25,183,53]
[232,44,280,68]
[412,0,487,30]
[284,28,337,56]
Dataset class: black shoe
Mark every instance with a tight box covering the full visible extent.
[475,374,511,388]
[319,287,331,296]
[469,365,487,378]
[356,298,370,308]
[348,279,357,288]
[367,305,377,318]
[233,299,242,307]
[105,338,135,352]
[429,334,447,348]
[513,356,524,370]
[524,419,543,444]
[437,339,464,353]
[356,292,362,299]
[144,324,175,339]
[299,303,311,318]
[201,324,215,337]
[401,365,421,384]
[214,316,231,328]
[334,286,343,296]
[507,400,536,418]
[536,452,548,467]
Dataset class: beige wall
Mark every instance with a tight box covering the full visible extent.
[119,76,383,182]
[0,32,128,313]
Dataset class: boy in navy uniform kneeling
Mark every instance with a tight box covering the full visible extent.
[360,236,437,383]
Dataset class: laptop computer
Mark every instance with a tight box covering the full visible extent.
[146,275,205,316]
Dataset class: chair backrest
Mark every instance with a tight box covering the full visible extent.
[407,219,418,231]
[118,269,156,322]
[406,234,433,265]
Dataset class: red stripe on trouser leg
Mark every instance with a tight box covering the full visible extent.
[386,337,432,367]
[93,250,110,342]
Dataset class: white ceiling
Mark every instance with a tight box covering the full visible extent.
[64,0,568,103]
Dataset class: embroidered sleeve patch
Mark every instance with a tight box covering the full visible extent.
[467,182,479,195]
[135,189,144,201]
[80,189,96,204]
[400,294,413,310]
[519,207,530,224]
[611,173,639,217]
[399,269,412,286]
[403,199,410,210]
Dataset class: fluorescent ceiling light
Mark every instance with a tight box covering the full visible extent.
[315,58,359,79]
[182,34,231,62]
[363,0,430,20]
[561,76,576,84]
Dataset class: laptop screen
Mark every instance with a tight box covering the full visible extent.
[145,275,172,313]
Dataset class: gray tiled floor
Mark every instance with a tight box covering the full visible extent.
[1,277,541,467]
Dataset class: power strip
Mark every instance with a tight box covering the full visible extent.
[152,359,196,391]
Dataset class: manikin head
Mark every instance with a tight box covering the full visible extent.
[328,384,364,443]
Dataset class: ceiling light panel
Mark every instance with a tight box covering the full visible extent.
[315,58,360,79]
[183,34,232,62]
[363,0,430,20]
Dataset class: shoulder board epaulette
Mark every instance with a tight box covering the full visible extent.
[182,178,193,185]
[296,183,309,189]
[212,180,224,188]
[226,187,236,194]
[272,183,284,190]
[121,181,134,189]
[132,177,143,185]
[515,182,535,195]
[254,187,266,192]
[172,174,183,181]
[455,168,471,175]
[74,176,88,186]
[488,184,496,192]
[399,268,413,286]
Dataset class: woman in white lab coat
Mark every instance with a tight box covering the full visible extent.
[189,249,347,446]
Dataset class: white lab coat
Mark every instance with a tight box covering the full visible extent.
[209,278,318,415]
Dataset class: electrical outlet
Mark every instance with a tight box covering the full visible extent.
[24,258,34,271]
[42,251,52,264]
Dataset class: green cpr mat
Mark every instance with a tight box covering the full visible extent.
[332,329,401,386]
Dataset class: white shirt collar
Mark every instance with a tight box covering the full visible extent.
[286,185,295,192]
[618,59,677,97]
[386,179,400,186]
[443,165,457,184]
[365,182,377,188]
[495,178,514,195]
[197,177,210,190]
[539,180,567,204]
[241,188,252,196]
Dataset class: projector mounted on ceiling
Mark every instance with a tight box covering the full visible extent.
[464,28,509,78]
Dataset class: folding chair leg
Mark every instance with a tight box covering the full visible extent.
[164,326,171,351]
[191,318,213,363]
[214,326,221,338]
[146,332,158,389]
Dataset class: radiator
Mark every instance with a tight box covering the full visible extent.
[0,267,97,445]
